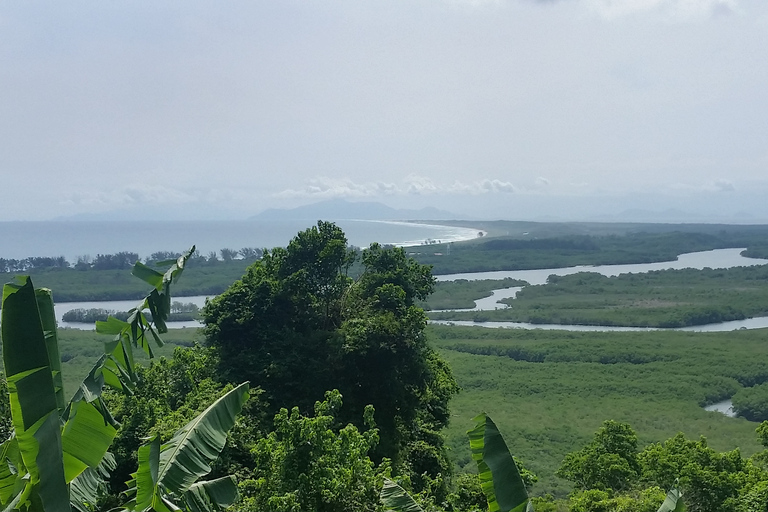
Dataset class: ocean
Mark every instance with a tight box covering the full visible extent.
[0,219,481,261]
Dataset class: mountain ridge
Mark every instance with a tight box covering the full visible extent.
[250,199,457,221]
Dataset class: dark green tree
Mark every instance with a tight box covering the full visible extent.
[202,222,458,497]
[557,420,641,492]
[235,390,382,512]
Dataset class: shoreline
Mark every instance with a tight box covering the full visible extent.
[360,219,487,246]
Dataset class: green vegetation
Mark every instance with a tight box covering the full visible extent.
[411,229,768,275]
[9,220,768,511]
[203,221,458,499]
[429,265,768,327]
[429,324,768,497]
[733,385,768,422]
[0,249,247,511]
[423,278,527,311]
[4,221,768,303]
[2,259,251,302]
[62,302,201,324]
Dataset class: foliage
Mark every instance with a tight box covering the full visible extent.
[104,346,228,497]
[63,302,201,324]
[556,421,640,492]
[121,382,250,512]
[467,412,532,512]
[411,226,768,275]
[430,324,767,495]
[236,390,383,512]
[429,265,768,328]
[444,473,488,512]
[203,222,458,497]
[0,248,248,512]
[567,487,666,512]
[732,384,768,422]
[638,433,761,512]
[422,278,527,311]
[5,256,252,301]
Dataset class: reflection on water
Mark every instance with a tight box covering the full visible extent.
[56,295,210,331]
[432,248,768,331]
[436,248,768,284]
[704,399,737,418]
[54,248,768,331]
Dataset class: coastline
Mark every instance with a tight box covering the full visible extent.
[361,219,486,246]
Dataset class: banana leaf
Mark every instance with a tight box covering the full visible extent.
[468,413,533,512]
[0,438,24,505]
[69,452,116,512]
[657,485,686,512]
[380,478,424,512]
[158,382,249,494]
[2,276,69,512]
[125,382,249,511]
[183,476,239,512]
[34,289,65,416]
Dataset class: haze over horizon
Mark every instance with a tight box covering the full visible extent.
[2,1,767,223]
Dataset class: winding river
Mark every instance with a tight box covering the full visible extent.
[55,248,768,332]
[431,248,768,333]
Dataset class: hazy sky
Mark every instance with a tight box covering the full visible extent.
[2,0,767,222]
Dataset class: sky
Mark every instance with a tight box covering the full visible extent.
[1,0,767,222]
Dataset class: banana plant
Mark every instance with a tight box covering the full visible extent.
[468,413,533,512]
[0,247,211,511]
[657,483,686,512]
[121,382,250,512]
[1,276,116,511]
[380,478,424,512]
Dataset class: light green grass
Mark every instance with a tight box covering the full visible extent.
[430,324,767,497]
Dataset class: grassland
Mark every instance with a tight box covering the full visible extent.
[421,277,526,310]
[428,264,768,327]
[56,323,768,500]
[3,260,254,302]
[412,227,768,275]
[57,327,204,398]
[429,324,768,496]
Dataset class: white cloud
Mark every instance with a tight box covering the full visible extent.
[273,177,399,199]
[274,175,520,199]
[584,0,739,20]
[710,179,736,192]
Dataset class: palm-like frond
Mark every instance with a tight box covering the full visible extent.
[468,413,533,512]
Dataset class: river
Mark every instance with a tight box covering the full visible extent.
[431,247,768,332]
[55,247,768,332]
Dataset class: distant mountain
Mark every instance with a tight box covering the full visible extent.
[250,199,457,221]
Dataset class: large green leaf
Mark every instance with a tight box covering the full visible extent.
[125,383,249,512]
[657,485,686,512]
[69,452,116,512]
[131,263,165,290]
[126,435,162,512]
[34,288,65,416]
[380,478,424,512]
[183,476,239,512]
[61,400,117,483]
[468,413,532,512]
[93,246,195,389]
[2,276,69,512]
[157,382,249,494]
[0,438,24,506]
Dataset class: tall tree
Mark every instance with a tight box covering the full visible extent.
[202,222,457,493]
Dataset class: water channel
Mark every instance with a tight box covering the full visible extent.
[55,248,768,332]
[433,248,768,333]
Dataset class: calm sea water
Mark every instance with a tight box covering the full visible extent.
[0,220,481,261]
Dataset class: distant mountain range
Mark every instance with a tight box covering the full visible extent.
[250,199,457,221]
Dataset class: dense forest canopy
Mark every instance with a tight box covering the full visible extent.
[4,221,768,511]
[202,221,459,497]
